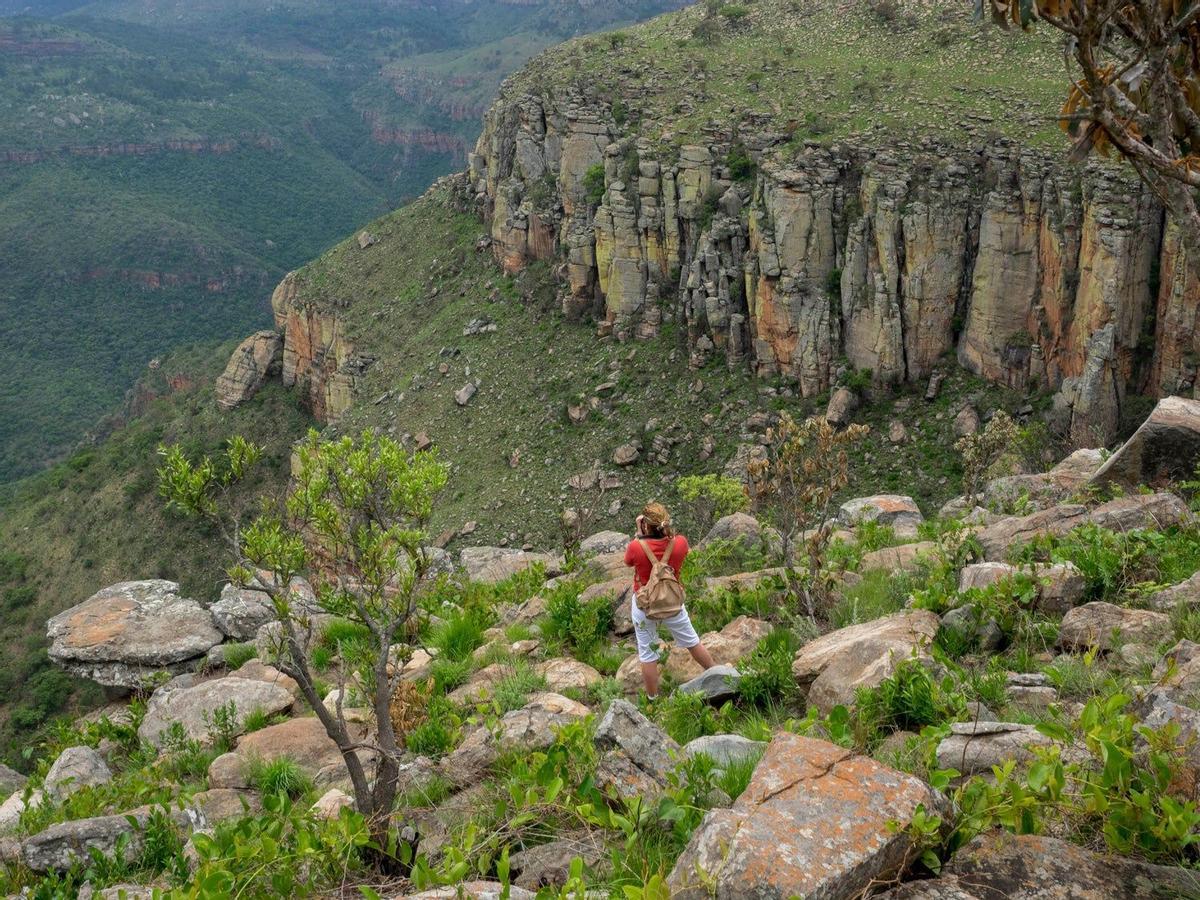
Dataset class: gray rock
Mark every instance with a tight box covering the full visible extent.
[509,832,608,890]
[0,788,42,835]
[138,675,294,747]
[46,580,222,688]
[682,734,766,769]
[826,387,859,427]
[941,605,1003,653]
[1090,396,1200,491]
[23,811,147,873]
[0,763,26,796]
[1146,571,1200,612]
[210,584,277,641]
[594,699,679,800]
[44,746,111,800]
[935,721,1055,776]
[1058,602,1172,652]
[398,882,536,900]
[579,530,629,555]
[676,665,741,702]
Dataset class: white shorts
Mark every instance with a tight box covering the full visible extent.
[631,593,700,664]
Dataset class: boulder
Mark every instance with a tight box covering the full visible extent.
[497,593,548,628]
[612,443,640,466]
[441,693,589,785]
[859,542,938,574]
[952,405,980,438]
[982,448,1104,512]
[509,832,608,890]
[1090,395,1200,490]
[1035,562,1087,615]
[236,716,375,787]
[935,722,1056,776]
[976,506,1088,560]
[0,764,25,797]
[209,584,277,641]
[1058,601,1173,652]
[214,330,282,410]
[594,700,679,801]
[47,580,223,688]
[232,658,300,698]
[208,752,250,790]
[0,789,41,835]
[667,734,944,899]
[447,662,510,705]
[1153,639,1200,693]
[535,658,602,693]
[882,830,1200,899]
[792,611,940,713]
[454,382,478,406]
[615,616,771,692]
[676,664,741,702]
[23,811,148,873]
[460,547,563,584]
[1146,571,1200,611]
[43,746,111,800]
[579,577,633,635]
[579,531,629,555]
[941,606,1004,653]
[958,562,1018,592]
[839,495,924,536]
[1088,492,1191,532]
[138,675,294,746]
[826,387,858,427]
[682,734,766,769]
[312,788,355,819]
[701,512,769,548]
[187,788,260,824]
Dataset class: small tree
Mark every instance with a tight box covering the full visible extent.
[676,473,749,534]
[159,429,448,863]
[991,0,1200,252]
[956,410,1020,505]
[748,413,869,621]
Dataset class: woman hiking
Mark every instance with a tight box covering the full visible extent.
[623,501,716,699]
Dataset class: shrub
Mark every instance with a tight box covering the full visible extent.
[490,662,548,714]
[736,628,799,706]
[855,658,963,742]
[654,691,720,744]
[582,163,606,206]
[828,568,912,629]
[248,756,314,800]
[956,411,1019,505]
[676,473,749,535]
[726,142,755,182]
[429,607,489,663]
[542,582,613,654]
[405,697,460,756]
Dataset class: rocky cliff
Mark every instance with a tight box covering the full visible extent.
[255,0,1199,447]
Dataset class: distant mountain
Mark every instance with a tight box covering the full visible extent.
[0,0,687,481]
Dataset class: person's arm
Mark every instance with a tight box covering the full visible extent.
[624,541,637,568]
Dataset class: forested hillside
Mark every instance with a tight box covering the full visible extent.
[0,0,686,481]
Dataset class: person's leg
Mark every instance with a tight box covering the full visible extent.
[631,597,663,698]
[668,606,715,670]
[641,661,661,698]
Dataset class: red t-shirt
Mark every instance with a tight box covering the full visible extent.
[625,535,690,591]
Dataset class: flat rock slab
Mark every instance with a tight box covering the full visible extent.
[792,611,940,713]
[667,734,943,899]
[976,506,1087,560]
[676,664,741,701]
[47,580,222,688]
[138,675,295,746]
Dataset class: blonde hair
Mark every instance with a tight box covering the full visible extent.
[641,501,673,538]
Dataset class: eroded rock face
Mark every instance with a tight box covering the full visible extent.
[46,581,222,688]
[667,734,943,899]
[214,330,282,410]
[792,611,940,713]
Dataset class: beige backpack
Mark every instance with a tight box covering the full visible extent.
[637,537,685,621]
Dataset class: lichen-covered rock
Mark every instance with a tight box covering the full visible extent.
[1058,601,1172,652]
[209,584,277,641]
[825,387,859,426]
[594,700,679,801]
[667,734,944,899]
[578,530,629,555]
[839,495,924,535]
[1146,571,1200,611]
[976,506,1088,560]
[214,330,282,410]
[23,811,149,873]
[1087,492,1192,532]
[792,611,940,713]
[394,883,536,900]
[47,580,222,688]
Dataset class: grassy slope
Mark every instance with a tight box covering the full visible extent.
[511,0,1069,150]
[0,343,312,767]
[288,185,1030,546]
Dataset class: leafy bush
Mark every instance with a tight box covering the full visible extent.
[542,583,614,655]
[676,473,749,534]
[726,142,755,182]
[653,691,721,745]
[736,628,799,706]
[582,163,607,206]
[855,658,963,741]
[405,697,460,757]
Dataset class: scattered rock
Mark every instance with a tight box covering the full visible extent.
[460,547,563,584]
[888,421,908,444]
[667,734,945,899]
[612,443,641,466]
[615,616,771,692]
[357,230,378,250]
[1146,571,1200,611]
[0,764,25,796]
[1058,601,1173,652]
[395,883,535,900]
[312,788,355,819]
[1088,492,1191,532]
[839,495,924,536]
[23,811,148,873]
[208,752,250,790]
[676,664,741,702]
[232,658,300,698]
[536,658,602,692]
[47,580,223,689]
[455,382,478,406]
[826,387,859,427]
[976,506,1087,560]
[594,700,679,801]
[952,405,980,437]
[0,789,42,835]
[792,611,940,713]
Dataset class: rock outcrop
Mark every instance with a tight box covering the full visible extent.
[1091,396,1200,489]
[214,331,282,410]
[46,581,223,688]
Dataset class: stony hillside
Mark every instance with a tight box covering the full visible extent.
[4,397,1200,898]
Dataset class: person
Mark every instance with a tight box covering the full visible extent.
[624,501,716,699]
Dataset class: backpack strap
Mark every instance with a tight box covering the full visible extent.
[637,539,660,569]
[657,536,677,565]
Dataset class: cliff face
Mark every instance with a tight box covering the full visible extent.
[463,86,1194,445]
